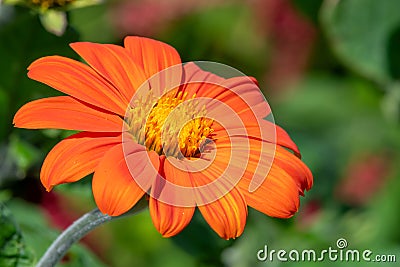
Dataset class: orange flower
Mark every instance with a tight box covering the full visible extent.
[13,36,313,239]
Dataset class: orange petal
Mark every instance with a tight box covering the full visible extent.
[236,138,302,218]
[276,125,301,157]
[218,76,270,118]
[28,56,127,115]
[124,36,181,78]
[240,165,300,218]
[212,118,276,147]
[214,135,275,193]
[215,136,301,217]
[92,143,159,216]
[41,132,121,191]
[180,62,225,97]
[149,158,195,237]
[196,186,247,240]
[149,198,195,237]
[273,146,313,194]
[13,96,123,132]
[182,63,269,118]
[190,161,248,239]
[213,120,301,160]
[70,42,148,103]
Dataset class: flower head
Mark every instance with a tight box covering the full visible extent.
[13,36,313,239]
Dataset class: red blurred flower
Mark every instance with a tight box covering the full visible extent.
[254,0,316,91]
[336,154,391,206]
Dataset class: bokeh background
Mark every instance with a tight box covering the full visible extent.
[1,0,400,266]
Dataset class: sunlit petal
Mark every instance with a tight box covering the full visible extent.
[41,132,121,191]
[13,96,123,132]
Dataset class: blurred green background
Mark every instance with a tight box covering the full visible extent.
[1,0,400,266]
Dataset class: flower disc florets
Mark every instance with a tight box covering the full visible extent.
[127,90,214,158]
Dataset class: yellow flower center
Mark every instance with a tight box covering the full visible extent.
[29,0,74,10]
[127,91,214,158]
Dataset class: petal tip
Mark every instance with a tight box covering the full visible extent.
[44,184,53,192]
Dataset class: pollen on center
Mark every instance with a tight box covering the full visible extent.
[127,90,214,158]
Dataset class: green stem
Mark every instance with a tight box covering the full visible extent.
[36,199,147,267]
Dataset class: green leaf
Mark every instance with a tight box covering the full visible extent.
[7,200,107,267]
[0,203,35,267]
[321,0,400,84]
[8,134,41,176]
